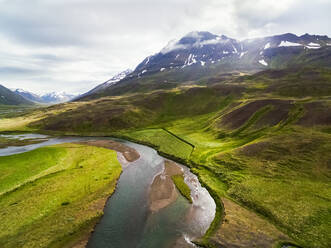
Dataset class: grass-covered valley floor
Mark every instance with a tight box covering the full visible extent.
[0,67,330,247]
[0,143,122,248]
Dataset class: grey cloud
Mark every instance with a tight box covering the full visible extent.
[30,54,75,63]
[0,66,41,75]
[232,0,331,37]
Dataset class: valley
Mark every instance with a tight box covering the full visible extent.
[0,31,330,248]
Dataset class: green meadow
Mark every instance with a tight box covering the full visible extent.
[0,144,122,248]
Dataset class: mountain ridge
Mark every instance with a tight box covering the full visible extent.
[81,69,133,97]
[14,89,77,104]
[0,85,34,105]
[77,31,331,100]
[133,31,331,76]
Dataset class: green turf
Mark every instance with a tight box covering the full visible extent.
[120,128,193,161]
[171,175,192,203]
[0,144,122,248]
[0,146,66,195]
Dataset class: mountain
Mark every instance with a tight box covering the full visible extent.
[133,31,243,75]
[0,85,34,105]
[14,89,44,103]
[40,92,77,103]
[133,31,331,75]
[82,69,133,96]
[14,89,77,104]
[78,32,331,100]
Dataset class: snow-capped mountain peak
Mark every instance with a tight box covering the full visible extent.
[131,32,331,77]
[133,31,242,75]
[14,89,77,104]
[161,31,232,54]
[41,92,76,103]
[78,31,331,100]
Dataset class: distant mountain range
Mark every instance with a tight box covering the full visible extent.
[13,89,77,104]
[0,85,34,105]
[3,31,331,105]
[78,31,331,100]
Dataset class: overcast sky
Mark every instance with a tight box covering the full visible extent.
[0,0,330,94]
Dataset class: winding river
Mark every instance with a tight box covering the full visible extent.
[0,134,216,248]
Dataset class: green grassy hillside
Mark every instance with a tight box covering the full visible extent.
[0,144,122,248]
[0,67,330,247]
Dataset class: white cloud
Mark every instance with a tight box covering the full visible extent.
[161,39,188,54]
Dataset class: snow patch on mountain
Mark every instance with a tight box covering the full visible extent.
[264,42,271,49]
[182,54,197,67]
[279,41,302,47]
[239,51,248,58]
[103,69,133,87]
[308,42,320,46]
[259,59,268,66]
[306,42,321,49]
[145,56,151,65]
[232,44,238,53]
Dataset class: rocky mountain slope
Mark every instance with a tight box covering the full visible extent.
[81,69,133,97]
[13,89,44,103]
[79,32,331,100]
[134,32,331,75]
[0,85,34,105]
